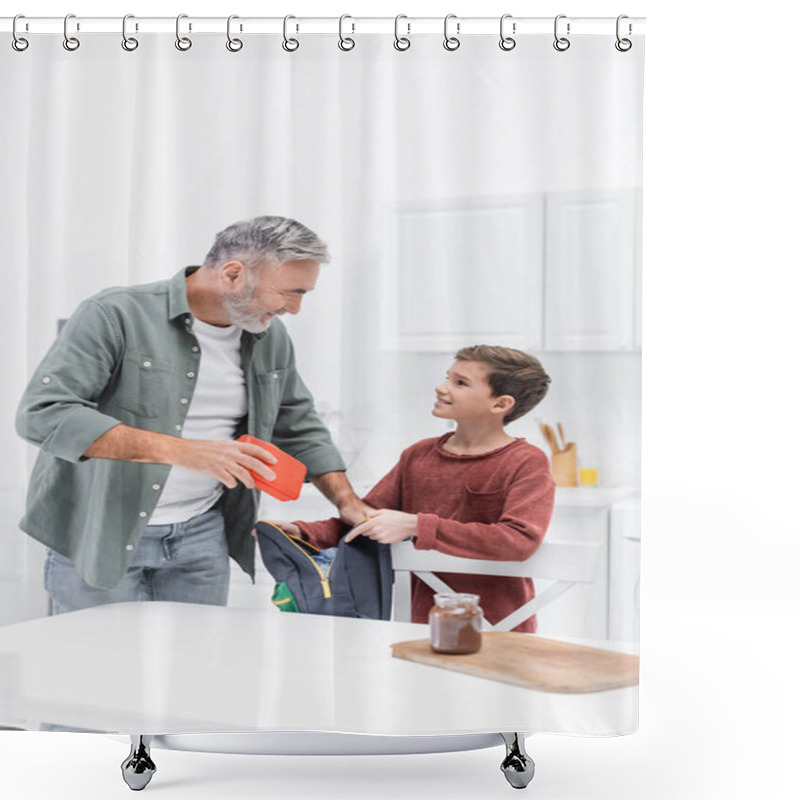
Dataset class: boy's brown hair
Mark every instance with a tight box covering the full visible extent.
[455,345,550,424]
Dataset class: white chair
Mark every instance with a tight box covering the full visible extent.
[390,540,604,632]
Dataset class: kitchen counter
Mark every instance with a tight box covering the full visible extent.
[552,487,639,508]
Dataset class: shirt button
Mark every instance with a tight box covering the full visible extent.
[42,376,51,384]
[175,424,182,431]
[272,372,278,379]
[142,361,152,368]
[191,346,199,353]
[186,372,195,378]
[139,511,148,518]
[126,545,134,552]
[180,398,189,405]
[152,484,161,491]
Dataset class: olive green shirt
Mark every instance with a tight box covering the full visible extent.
[15,267,346,589]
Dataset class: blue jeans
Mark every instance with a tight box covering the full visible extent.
[44,507,230,615]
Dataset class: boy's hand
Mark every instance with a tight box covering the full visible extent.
[251,521,301,537]
[344,510,418,544]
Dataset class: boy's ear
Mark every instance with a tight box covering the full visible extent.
[492,395,516,416]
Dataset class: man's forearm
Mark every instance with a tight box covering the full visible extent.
[311,470,359,508]
[312,471,370,524]
[84,424,181,463]
[83,425,277,490]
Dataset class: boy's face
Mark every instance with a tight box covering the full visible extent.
[433,360,511,422]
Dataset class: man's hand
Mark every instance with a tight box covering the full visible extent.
[171,439,278,489]
[337,499,376,528]
[310,471,374,527]
[344,509,418,544]
[84,426,278,490]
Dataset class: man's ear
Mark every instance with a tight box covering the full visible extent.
[492,395,516,416]
[218,260,247,289]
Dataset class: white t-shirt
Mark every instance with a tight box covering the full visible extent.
[149,319,248,525]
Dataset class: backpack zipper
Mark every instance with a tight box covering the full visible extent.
[264,523,333,600]
[273,595,295,606]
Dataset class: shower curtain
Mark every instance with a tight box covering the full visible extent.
[1,17,644,740]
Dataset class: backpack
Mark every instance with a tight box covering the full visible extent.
[254,521,394,620]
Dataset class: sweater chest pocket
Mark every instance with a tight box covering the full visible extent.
[105,354,172,419]
[463,486,507,523]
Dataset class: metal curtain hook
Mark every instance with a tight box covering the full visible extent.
[553,14,570,51]
[175,14,192,50]
[226,15,243,51]
[63,13,80,51]
[283,15,299,52]
[12,14,29,51]
[338,14,355,51]
[443,14,460,51]
[615,15,632,51]
[122,14,139,51]
[499,13,516,51]
[394,14,410,51]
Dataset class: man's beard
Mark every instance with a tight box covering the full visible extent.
[223,277,274,334]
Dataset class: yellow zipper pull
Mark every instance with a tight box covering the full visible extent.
[320,579,332,599]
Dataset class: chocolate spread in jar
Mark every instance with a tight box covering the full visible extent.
[429,593,483,655]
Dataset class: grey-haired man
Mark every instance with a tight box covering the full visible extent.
[16,216,369,614]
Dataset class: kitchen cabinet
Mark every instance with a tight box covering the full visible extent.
[544,189,641,352]
[534,488,635,641]
[608,498,641,643]
[381,196,545,352]
[382,189,641,353]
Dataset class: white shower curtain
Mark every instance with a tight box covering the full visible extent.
[1,22,643,738]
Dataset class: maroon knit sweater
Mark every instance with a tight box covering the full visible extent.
[294,433,555,633]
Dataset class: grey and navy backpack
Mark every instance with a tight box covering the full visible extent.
[255,521,394,620]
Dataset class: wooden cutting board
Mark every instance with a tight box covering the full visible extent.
[391,632,639,693]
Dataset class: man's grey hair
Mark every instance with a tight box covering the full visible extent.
[203,216,331,270]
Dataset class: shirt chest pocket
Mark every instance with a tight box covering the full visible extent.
[463,486,507,524]
[252,368,288,434]
[105,354,173,419]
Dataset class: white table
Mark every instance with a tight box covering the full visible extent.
[0,602,637,736]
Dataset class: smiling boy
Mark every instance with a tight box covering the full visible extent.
[282,345,555,633]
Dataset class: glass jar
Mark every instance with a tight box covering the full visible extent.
[429,593,483,655]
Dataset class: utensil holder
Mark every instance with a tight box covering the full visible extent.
[551,443,578,487]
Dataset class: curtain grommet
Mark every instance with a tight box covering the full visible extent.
[615,15,633,51]
[121,14,139,51]
[226,15,243,52]
[553,15,571,52]
[443,14,460,51]
[175,14,192,51]
[338,15,355,51]
[63,13,80,51]
[394,15,411,51]
[499,14,516,51]
[282,15,299,52]
[12,15,29,51]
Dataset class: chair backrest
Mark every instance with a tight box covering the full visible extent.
[390,539,604,631]
[391,540,602,581]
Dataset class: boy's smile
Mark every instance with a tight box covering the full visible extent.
[433,360,499,421]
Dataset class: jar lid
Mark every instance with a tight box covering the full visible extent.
[433,593,480,608]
